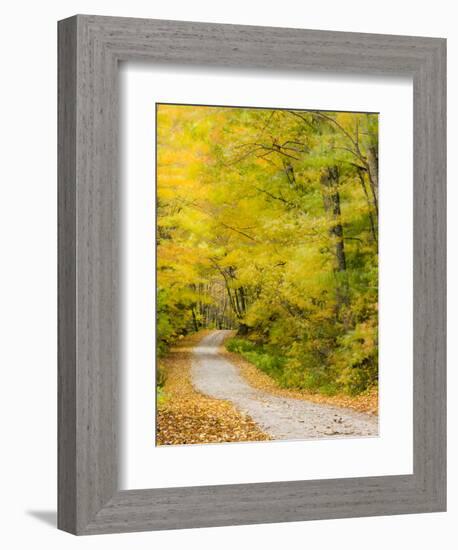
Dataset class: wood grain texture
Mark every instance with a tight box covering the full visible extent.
[57,14,446,535]
[57,16,77,533]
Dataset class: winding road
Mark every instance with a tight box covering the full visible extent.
[191,330,378,440]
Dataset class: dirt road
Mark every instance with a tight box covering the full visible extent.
[191,330,378,440]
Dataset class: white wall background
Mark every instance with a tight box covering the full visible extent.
[0,1,453,548]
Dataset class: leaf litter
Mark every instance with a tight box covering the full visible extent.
[156,331,270,446]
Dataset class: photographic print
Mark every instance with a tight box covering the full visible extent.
[156,104,379,446]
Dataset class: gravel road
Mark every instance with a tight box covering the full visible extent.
[191,330,378,440]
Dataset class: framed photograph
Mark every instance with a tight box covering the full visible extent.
[58,15,446,535]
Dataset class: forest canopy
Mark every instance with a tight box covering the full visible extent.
[156,104,379,396]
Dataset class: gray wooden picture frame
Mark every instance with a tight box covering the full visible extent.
[58,14,446,535]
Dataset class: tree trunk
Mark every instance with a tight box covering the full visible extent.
[366,145,379,216]
[191,307,199,332]
[238,286,247,315]
[321,166,347,273]
[321,166,350,318]
[357,169,378,244]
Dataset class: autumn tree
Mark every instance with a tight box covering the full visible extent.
[156,104,378,394]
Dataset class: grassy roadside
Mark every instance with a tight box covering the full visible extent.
[156,331,270,445]
[221,335,378,416]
